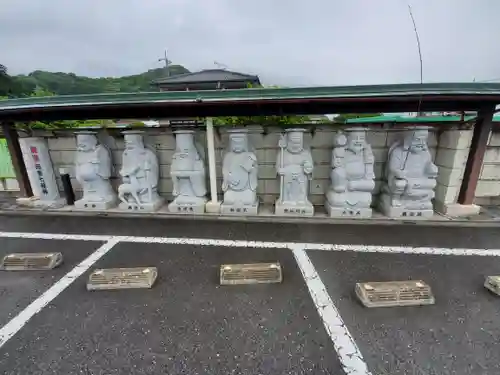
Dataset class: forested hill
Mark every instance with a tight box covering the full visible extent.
[7,65,190,97]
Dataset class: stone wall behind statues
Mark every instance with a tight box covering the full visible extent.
[217,125,438,205]
[45,125,439,207]
[474,130,500,206]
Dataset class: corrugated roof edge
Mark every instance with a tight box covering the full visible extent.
[346,114,500,123]
[2,82,500,111]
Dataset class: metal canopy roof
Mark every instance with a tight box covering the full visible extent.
[1,82,500,122]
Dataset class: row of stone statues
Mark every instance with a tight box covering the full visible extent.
[74,127,438,218]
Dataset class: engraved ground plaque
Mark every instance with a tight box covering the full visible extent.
[87,267,158,291]
[220,262,282,285]
[0,252,63,271]
[355,280,435,308]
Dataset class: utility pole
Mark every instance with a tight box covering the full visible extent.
[158,50,172,77]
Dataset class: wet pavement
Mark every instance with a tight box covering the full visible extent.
[0,242,340,375]
[308,250,500,375]
[1,213,500,248]
[0,214,500,374]
[0,238,101,327]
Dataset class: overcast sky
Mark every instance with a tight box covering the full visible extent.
[1,0,499,86]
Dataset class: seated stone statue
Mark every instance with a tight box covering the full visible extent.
[221,129,259,215]
[325,129,375,218]
[74,132,117,209]
[167,130,207,214]
[275,128,314,216]
[118,131,164,211]
[379,128,438,218]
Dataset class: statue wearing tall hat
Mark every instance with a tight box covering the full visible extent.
[275,128,314,216]
[168,129,207,213]
[118,130,164,211]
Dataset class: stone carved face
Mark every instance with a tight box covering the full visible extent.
[229,133,248,153]
[286,131,304,153]
[346,131,366,154]
[176,133,196,154]
[124,135,144,151]
[77,134,97,152]
[407,130,428,153]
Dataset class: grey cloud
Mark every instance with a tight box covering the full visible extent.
[1,0,500,86]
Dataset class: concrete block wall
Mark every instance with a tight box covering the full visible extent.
[214,125,438,206]
[44,125,440,209]
[474,131,500,206]
[48,131,189,201]
[433,129,473,211]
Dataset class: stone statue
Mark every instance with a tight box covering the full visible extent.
[379,128,438,218]
[325,129,375,218]
[275,128,314,216]
[118,131,164,211]
[168,130,207,213]
[221,128,259,215]
[74,132,117,210]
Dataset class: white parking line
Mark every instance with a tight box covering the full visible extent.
[292,245,371,375]
[0,231,499,256]
[0,239,120,349]
[1,230,496,373]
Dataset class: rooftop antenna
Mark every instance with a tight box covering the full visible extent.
[214,61,228,70]
[408,3,423,116]
[402,3,424,170]
[158,49,172,77]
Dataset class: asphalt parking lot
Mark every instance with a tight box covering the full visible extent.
[0,239,341,375]
[0,238,102,327]
[308,250,500,375]
[1,215,500,375]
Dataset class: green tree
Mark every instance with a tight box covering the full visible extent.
[0,64,12,96]
[214,83,310,127]
[11,88,110,130]
[333,113,383,123]
[7,66,190,97]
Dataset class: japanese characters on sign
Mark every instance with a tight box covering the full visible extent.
[30,146,48,195]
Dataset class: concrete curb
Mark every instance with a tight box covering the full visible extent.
[0,207,499,228]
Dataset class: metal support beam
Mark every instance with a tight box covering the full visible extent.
[204,117,221,213]
[457,106,495,205]
[1,122,32,197]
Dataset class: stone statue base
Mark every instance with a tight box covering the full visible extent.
[119,197,164,212]
[168,197,207,214]
[221,202,259,215]
[275,201,314,216]
[75,198,117,210]
[325,203,372,218]
[379,194,434,218]
[17,197,66,209]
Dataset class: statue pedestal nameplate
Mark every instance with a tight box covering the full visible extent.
[275,202,314,216]
[220,129,259,215]
[76,200,116,210]
[275,129,314,217]
[168,198,207,214]
[325,129,375,218]
[168,130,207,214]
[118,131,164,212]
[74,132,117,210]
[326,206,373,219]
[379,128,437,218]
